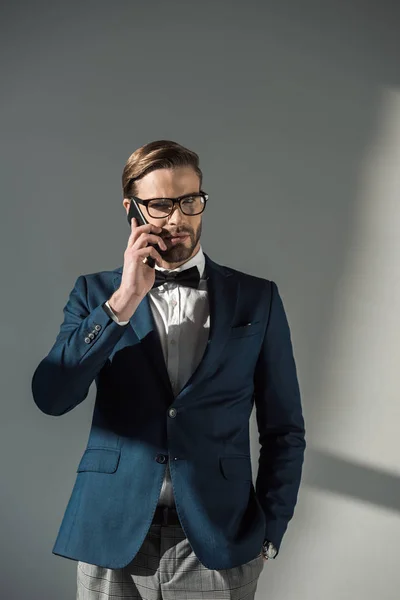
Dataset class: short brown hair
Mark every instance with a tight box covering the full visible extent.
[122,139,203,198]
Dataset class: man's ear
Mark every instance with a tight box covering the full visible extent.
[123,198,130,214]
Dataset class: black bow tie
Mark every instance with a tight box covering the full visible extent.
[152,265,201,290]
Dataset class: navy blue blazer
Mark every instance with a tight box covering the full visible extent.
[31,252,306,570]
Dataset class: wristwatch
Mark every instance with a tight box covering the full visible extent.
[262,540,278,559]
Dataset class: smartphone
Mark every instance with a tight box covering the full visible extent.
[127,198,160,269]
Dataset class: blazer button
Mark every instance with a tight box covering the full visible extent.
[168,408,177,418]
[94,324,101,331]
[88,333,95,340]
[155,454,168,464]
[84,337,91,344]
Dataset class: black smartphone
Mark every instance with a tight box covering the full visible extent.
[127,198,160,269]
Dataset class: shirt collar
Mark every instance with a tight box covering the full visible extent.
[155,244,206,279]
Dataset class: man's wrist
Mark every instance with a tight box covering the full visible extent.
[106,289,142,323]
[102,300,130,326]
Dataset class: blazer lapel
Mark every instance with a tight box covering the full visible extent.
[112,252,239,404]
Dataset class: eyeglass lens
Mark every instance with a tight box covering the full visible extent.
[147,195,205,218]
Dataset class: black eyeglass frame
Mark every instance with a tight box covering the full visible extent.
[128,191,209,218]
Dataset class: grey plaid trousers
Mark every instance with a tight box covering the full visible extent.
[76,517,265,599]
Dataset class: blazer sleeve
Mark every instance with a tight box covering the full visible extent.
[31,274,130,416]
[253,280,306,557]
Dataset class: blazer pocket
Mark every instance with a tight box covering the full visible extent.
[219,455,253,481]
[228,320,264,339]
[77,447,121,474]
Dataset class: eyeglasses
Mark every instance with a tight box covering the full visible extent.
[129,191,208,218]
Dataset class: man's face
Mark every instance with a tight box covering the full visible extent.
[123,165,203,269]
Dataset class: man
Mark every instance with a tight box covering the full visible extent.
[32,139,306,599]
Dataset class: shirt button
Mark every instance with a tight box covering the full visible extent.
[168,408,177,418]
[170,339,176,345]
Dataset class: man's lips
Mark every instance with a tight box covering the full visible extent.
[162,233,189,246]
[164,233,189,239]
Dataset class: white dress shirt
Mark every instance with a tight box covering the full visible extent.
[105,245,210,507]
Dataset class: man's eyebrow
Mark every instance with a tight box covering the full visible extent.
[153,191,200,199]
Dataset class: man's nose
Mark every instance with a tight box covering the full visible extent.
[167,203,185,223]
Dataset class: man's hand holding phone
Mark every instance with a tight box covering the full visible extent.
[107,217,167,321]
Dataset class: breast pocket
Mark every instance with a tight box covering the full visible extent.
[228,320,264,339]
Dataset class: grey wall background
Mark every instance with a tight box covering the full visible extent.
[1,1,400,598]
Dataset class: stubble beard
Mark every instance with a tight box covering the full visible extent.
[161,221,202,265]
